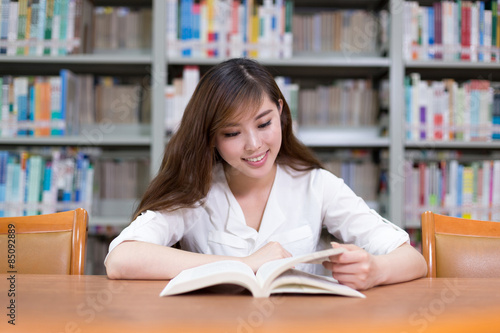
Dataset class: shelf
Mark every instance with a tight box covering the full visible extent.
[89,215,130,227]
[405,141,500,150]
[169,56,390,67]
[0,54,153,75]
[0,54,152,64]
[294,0,388,9]
[405,60,500,80]
[297,127,389,148]
[0,135,151,147]
[406,60,500,69]
[168,56,390,78]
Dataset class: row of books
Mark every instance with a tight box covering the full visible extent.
[94,158,149,200]
[298,79,379,127]
[93,6,151,54]
[404,1,500,62]
[292,9,388,56]
[404,158,500,225]
[405,73,500,141]
[320,150,380,203]
[0,73,151,138]
[164,66,382,133]
[0,148,94,217]
[166,0,294,59]
[0,71,79,137]
[0,0,93,56]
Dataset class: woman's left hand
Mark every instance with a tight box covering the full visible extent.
[322,242,384,291]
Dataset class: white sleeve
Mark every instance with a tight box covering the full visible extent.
[105,209,185,259]
[318,169,409,255]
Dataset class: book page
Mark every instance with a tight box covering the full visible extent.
[256,248,345,291]
[160,260,262,297]
[269,269,365,298]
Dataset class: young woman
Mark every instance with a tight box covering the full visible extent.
[105,58,427,290]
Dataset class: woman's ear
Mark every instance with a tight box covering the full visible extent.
[278,99,283,115]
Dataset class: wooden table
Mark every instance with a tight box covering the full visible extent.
[1,275,500,332]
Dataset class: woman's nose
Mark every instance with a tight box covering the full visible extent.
[244,130,262,151]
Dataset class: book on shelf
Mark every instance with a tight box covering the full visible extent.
[0,0,93,55]
[319,150,381,203]
[404,1,500,63]
[160,247,365,298]
[292,8,386,57]
[405,73,499,142]
[0,72,151,137]
[404,152,500,224]
[166,0,293,59]
[92,6,151,54]
[165,68,382,135]
[298,79,378,128]
[0,148,94,217]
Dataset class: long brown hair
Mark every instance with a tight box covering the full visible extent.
[133,58,322,220]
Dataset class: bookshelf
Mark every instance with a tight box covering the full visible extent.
[399,0,500,227]
[3,0,499,234]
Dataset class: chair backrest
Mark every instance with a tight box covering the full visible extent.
[421,211,500,278]
[0,208,88,275]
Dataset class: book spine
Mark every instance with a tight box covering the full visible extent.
[14,76,28,136]
[493,86,500,139]
[166,0,178,58]
[492,1,497,61]
[462,165,473,218]
[428,7,435,59]
[36,0,45,55]
[41,160,53,214]
[16,0,27,55]
[50,0,60,55]
[0,0,10,54]
[28,0,39,55]
[180,0,192,57]
[43,0,53,55]
[471,2,479,62]
[28,80,34,136]
[492,161,500,221]
[434,2,442,59]
[57,0,68,55]
[479,1,485,61]
[405,76,412,140]
[0,77,2,137]
[0,151,7,217]
[49,75,62,136]
[65,0,75,53]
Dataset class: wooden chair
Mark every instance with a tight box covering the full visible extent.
[421,211,500,278]
[0,208,88,275]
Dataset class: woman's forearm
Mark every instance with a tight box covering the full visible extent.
[105,241,243,280]
[375,243,428,286]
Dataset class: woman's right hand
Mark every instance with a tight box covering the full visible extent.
[242,241,292,273]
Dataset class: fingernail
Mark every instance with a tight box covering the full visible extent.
[331,242,338,247]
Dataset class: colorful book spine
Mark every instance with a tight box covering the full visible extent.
[16,0,28,55]
[428,6,435,59]
[0,151,7,217]
[0,0,10,54]
[58,0,68,55]
[43,0,53,55]
[49,75,62,135]
[180,0,193,57]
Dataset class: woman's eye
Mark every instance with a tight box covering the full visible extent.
[258,120,271,128]
[224,132,239,138]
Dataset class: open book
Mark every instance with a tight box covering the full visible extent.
[160,248,365,298]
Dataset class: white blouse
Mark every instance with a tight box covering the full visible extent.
[106,164,409,274]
